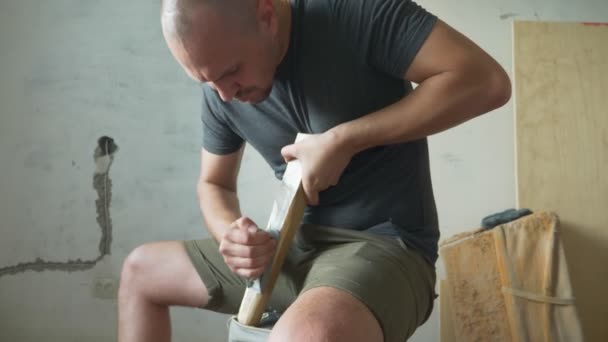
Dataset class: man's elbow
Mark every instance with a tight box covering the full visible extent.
[483,65,512,111]
[196,178,208,202]
[197,179,215,201]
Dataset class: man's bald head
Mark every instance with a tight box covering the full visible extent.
[160,0,258,41]
[161,0,290,103]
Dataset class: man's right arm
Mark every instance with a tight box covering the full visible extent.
[197,146,244,243]
[197,146,276,279]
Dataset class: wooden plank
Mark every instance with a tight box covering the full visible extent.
[237,134,308,326]
[513,20,608,341]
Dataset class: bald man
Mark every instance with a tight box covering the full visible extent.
[117,0,511,341]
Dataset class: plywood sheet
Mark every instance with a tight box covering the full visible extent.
[514,21,608,341]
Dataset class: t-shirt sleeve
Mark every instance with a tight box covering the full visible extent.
[200,87,244,155]
[336,0,438,78]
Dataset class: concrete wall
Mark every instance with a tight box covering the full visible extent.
[0,0,606,341]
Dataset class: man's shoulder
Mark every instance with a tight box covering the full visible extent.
[201,85,222,111]
[201,84,239,119]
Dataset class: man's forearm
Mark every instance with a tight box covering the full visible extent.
[197,181,242,243]
[330,69,511,154]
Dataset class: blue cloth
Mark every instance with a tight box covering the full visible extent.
[481,208,533,230]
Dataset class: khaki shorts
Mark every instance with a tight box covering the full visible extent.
[184,224,437,342]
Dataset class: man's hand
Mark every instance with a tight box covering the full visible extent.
[280,132,354,205]
[218,217,276,279]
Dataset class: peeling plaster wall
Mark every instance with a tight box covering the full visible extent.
[1,0,606,341]
[0,1,262,341]
[0,2,277,340]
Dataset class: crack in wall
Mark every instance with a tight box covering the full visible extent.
[0,136,118,278]
[93,136,117,257]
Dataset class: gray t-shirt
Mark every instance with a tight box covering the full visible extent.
[200,0,440,264]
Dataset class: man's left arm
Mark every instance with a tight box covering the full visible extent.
[330,19,511,153]
[281,19,511,205]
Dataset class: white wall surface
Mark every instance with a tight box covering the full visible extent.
[0,0,606,341]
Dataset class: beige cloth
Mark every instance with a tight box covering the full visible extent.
[439,212,584,342]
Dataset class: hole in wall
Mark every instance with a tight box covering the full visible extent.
[96,136,118,157]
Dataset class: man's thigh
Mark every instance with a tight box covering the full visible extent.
[184,228,436,341]
[296,226,437,342]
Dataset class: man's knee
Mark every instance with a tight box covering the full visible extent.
[119,244,151,293]
[268,287,383,342]
[268,310,382,342]
[268,314,343,342]
[118,242,210,307]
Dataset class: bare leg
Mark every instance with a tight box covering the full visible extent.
[268,286,383,342]
[117,241,208,342]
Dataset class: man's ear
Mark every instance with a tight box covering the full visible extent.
[255,0,278,36]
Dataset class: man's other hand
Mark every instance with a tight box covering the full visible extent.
[218,217,276,279]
